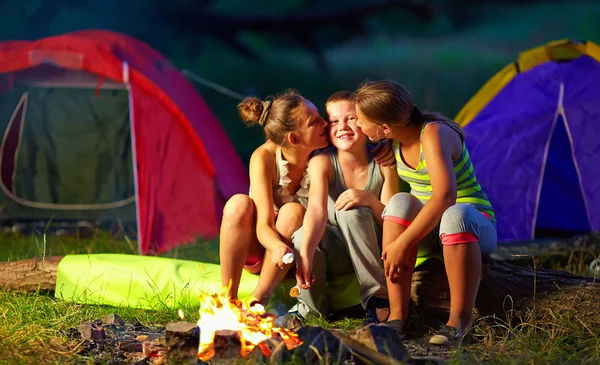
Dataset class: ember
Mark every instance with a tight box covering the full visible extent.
[195,286,302,361]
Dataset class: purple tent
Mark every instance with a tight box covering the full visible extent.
[455,40,600,242]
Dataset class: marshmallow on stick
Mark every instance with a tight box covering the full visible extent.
[282,253,294,264]
[289,285,302,298]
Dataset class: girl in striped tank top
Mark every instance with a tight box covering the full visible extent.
[354,80,497,345]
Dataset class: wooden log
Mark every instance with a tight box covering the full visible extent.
[165,322,199,364]
[0,256,63,291]
[1,256,598,325]
[411,257,599,326]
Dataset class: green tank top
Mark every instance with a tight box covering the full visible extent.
[393,122,495,221]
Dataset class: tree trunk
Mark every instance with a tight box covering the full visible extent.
[0,256,63,291]
[1,256,598,325]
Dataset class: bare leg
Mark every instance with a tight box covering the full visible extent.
[380,193,425,324]
[219,194,264,299]
[443,242,482,333]
[252,202,306,305]
[383,221,418,323]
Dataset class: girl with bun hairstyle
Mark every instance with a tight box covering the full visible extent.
[219,89,329,307]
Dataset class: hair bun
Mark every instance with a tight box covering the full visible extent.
[258,100,272,127]
[237,97,265,126]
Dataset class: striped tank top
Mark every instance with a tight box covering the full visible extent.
[393,121,495,221]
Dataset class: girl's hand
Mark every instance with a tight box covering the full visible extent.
[382,240,413,283]
[372,140,396,167]
[295,253,315,290]
[335,188,375,210]
[271,244,294,269]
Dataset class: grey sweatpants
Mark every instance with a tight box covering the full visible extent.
[291,206,388,318]
[381,193,497,255]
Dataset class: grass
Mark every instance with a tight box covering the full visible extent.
[0,229,599,364]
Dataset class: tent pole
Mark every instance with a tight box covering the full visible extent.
[123,62,144,255]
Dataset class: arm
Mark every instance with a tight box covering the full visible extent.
[299,154,331,259]
[382,123,459,280]
[296,153,331,288]
[371,140,396,167]
[333,157,400,227]
[373,163,402,226]
[395,123,458,248]
[249,148,287,253]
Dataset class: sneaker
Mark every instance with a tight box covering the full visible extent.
[429,325,462,346]
[364,307,390,325]
[273,312,302,330]
[385,319,406,340]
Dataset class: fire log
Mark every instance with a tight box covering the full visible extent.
[1,256,598,326]
[165,322,199,364]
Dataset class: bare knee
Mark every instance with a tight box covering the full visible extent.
[222,194,255,229]
[276,202,306,241]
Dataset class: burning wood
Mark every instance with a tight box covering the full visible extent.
[166,322,199,363]
[195,286,303,361]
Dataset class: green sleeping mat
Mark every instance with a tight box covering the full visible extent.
[54,254,435,312]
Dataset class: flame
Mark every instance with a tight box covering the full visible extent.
[196,286,302,360]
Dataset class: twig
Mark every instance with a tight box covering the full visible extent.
[575,315,596,337]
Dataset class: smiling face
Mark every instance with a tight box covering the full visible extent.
[294,99,329,150]
[326,100,367,151]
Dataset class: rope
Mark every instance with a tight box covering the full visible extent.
[181,69,245,101]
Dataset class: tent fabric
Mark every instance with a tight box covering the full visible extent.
[0,83,137,221]
[536,114,590,234]
[456,40,600,129]
[10,86,134,207]
[455,40,600,242]
[0,30,249,253]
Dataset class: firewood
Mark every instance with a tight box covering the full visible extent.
[165,322,199,364]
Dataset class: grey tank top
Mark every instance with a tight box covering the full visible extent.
[327,150,384,224]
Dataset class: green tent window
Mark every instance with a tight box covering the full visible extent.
[0,67,135,210]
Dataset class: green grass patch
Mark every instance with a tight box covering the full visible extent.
[1,230,599,364]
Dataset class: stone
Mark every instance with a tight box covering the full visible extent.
[295,326,351,364]
[352,324,411,363]
[117,341,143,353]
[136,334,160,342]
[78,322,106,340]
[101,314,125,326]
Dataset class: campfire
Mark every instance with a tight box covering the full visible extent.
[64,287,417,364]
[189,286,302,361]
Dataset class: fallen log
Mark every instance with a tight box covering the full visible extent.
[1,255,598,326]
[0,256,62,291]
[411,256,599,328]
